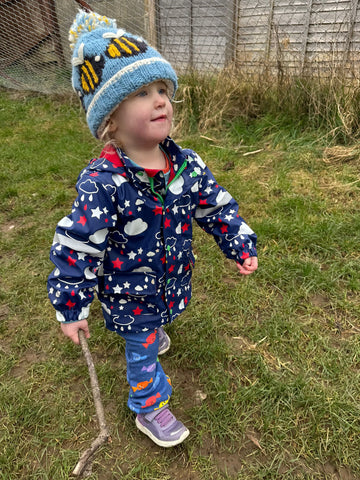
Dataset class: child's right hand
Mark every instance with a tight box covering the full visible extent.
[60,319,90,345]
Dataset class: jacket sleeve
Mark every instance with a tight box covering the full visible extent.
[47,169,118,322]
[192,153,257,264]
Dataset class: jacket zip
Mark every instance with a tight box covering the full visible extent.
[148,158,187,205]
[148,159,187,317]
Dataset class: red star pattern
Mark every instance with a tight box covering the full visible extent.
[112,258,124,269]
[67,256,77,266]
[153,205,163,215]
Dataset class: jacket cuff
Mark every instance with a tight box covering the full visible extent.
[56,306,90,323]
[237,247,257,264]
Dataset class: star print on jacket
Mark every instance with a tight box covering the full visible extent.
[47,137,257,332]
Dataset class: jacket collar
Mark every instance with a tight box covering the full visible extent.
[88,137,186,181]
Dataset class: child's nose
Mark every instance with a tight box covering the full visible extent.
[154,92,166,106]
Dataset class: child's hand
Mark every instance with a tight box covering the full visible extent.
[236,256,258,275]
[60,319,90,345]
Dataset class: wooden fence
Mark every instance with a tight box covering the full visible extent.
[157,0,360,74]
[1,0,360,93]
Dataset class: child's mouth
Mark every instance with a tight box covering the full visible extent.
[152,115,167,122]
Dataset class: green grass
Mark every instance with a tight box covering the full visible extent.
[0,86,359,479]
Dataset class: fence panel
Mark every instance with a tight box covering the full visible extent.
[0,0,359,94]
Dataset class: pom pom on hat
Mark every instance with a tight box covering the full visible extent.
[69,10,117,50]
[69,10,178,138]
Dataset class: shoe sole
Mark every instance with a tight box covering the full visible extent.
[135,417,189,447]
[158,343,171,355]
[158,336,171,355]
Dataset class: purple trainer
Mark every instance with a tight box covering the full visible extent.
[158,326,171,355]
[136,406,189,447]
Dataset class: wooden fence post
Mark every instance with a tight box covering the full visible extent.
[345,0,358,63]
[265,0,275,63]
[228,0,240,66]
[301,0,313,73]
[144,0,158,48]
[189,0,194,68]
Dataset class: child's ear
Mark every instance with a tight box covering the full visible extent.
[107,117,117,133]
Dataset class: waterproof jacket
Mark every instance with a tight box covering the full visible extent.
[47,138,257,333]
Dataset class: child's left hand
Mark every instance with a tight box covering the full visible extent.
[236,256,258,275]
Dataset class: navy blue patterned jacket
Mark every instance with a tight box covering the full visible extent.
[47,138,257,333]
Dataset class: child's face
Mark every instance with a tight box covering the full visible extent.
[108,81,173,151]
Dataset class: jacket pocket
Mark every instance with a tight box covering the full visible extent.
[98,271,157,296]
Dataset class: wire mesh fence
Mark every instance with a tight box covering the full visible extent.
[1,0,360,94]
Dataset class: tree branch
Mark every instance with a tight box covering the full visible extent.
[72,330,111,477]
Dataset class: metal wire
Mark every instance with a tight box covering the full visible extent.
[0,0,359,93]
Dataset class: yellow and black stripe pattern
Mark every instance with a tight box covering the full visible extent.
[78,35,147,96]
[80,55,105,94]
[106,36,147,59]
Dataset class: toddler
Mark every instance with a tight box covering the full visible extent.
[47,10,258,448]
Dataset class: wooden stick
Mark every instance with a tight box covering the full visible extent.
[73,0,92,12]
[243,149,264,157]
[72,330,111,477]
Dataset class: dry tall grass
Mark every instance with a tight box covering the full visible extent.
[173,66,360,143]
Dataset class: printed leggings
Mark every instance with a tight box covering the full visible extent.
[117,328,172,414]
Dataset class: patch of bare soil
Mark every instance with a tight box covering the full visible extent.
[0,221,18,234]
[0,304,9,317]
[0,305,11,354]
[320,462,358,480]
[10,350,48,379]
[310,293,330,308]
[197,432,264,477]
[199,432,360,479]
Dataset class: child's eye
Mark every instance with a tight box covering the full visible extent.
[158,88,167,95]
[136,89,148,97]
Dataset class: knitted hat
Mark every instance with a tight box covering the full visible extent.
[69,10,178,138]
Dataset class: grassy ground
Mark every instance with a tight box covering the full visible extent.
[0,86,359,480]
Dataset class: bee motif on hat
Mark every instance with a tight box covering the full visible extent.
[79,54,105,94]
[105,35,147,59]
